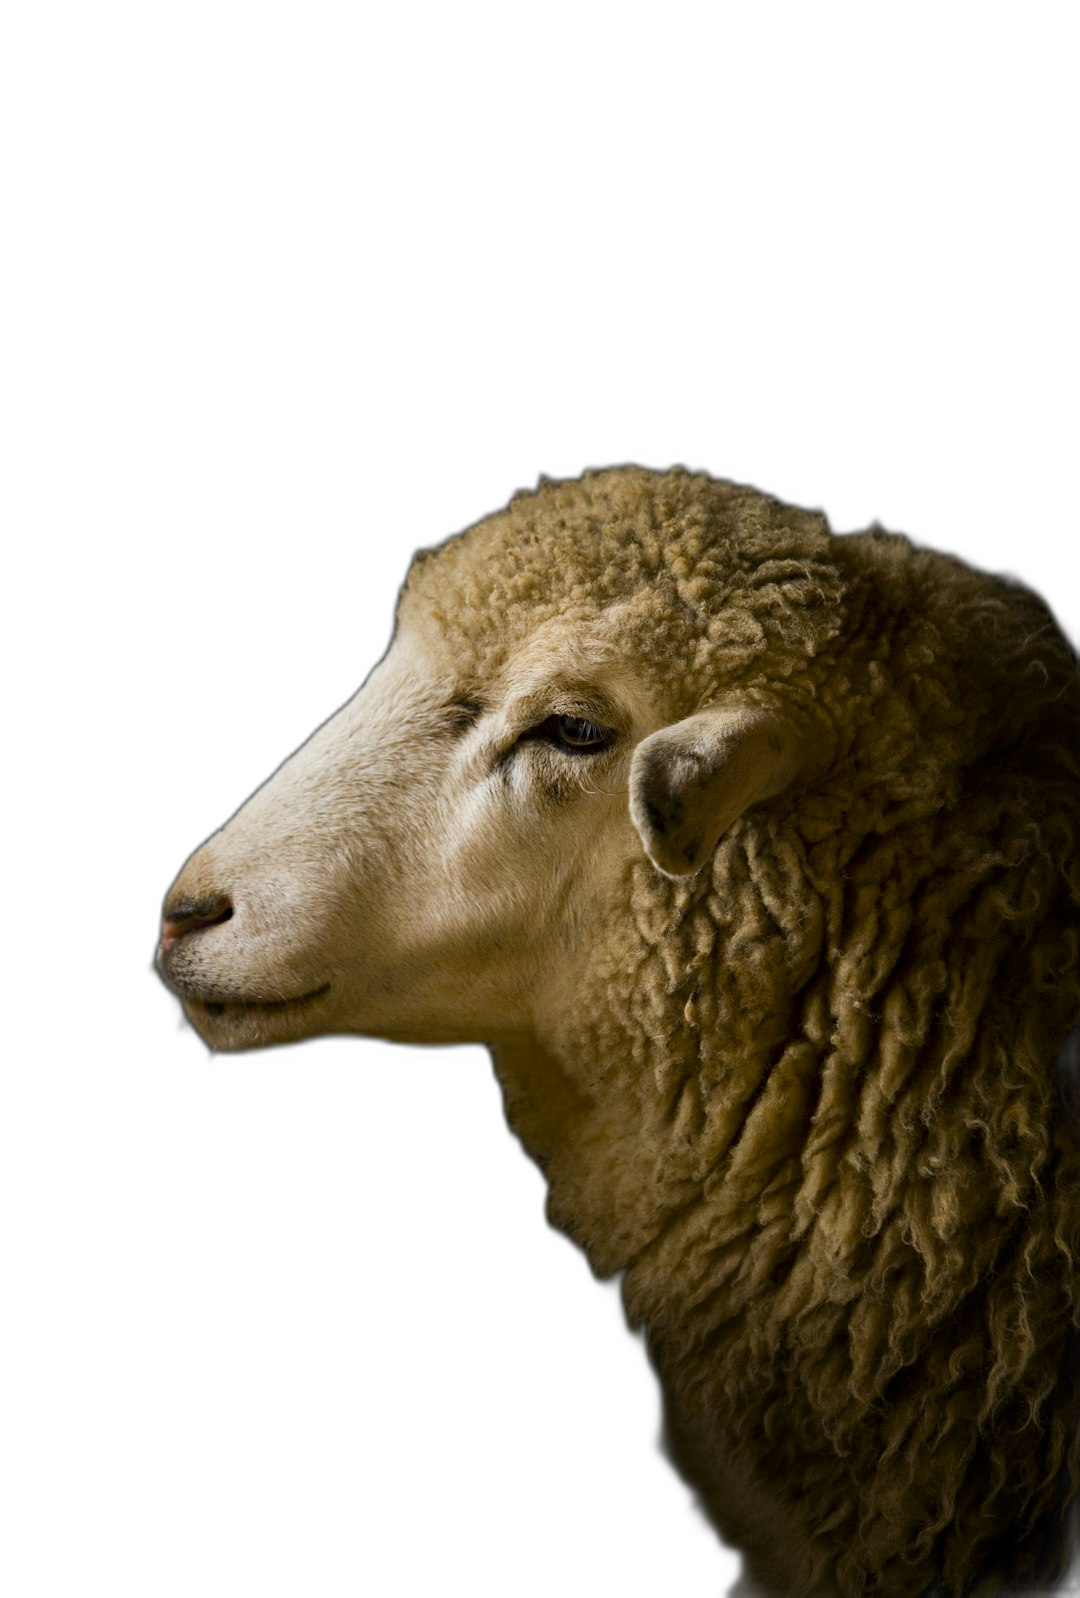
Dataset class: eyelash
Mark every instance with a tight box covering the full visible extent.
[524,714,615,754]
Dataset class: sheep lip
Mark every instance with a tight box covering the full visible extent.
[189,982,331,1016]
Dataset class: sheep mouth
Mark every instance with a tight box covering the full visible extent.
[186,982,332,1020]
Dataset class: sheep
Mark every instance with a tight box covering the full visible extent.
[157,466,1080,1597]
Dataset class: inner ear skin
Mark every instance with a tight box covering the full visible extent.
[642,793,684,839]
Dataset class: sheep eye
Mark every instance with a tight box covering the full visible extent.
[556,715,607,749]
[533,714,613,753]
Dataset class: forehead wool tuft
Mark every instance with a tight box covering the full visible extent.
[398,466,842,709]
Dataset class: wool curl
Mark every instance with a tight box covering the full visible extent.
[411,468,1080,1596]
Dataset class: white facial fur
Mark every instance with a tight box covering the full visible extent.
[158,608,655,1052]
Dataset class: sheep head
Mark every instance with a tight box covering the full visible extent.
[158,469,833,1057]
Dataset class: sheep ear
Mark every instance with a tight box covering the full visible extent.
[629,706,806,878]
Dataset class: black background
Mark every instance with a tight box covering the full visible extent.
[75,103,1080,1585]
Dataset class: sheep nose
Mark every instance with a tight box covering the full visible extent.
[160,893,234,950]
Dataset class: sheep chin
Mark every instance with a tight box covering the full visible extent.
[182,985,332,1051]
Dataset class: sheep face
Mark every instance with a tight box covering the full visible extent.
[159,470,822,1058]
[158,594,672,1053]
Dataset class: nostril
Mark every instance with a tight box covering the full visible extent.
[161,894,234,950]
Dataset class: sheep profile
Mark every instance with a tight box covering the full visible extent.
[157,467,1080,1597]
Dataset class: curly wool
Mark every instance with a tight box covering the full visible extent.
[407,468,1080,1596]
